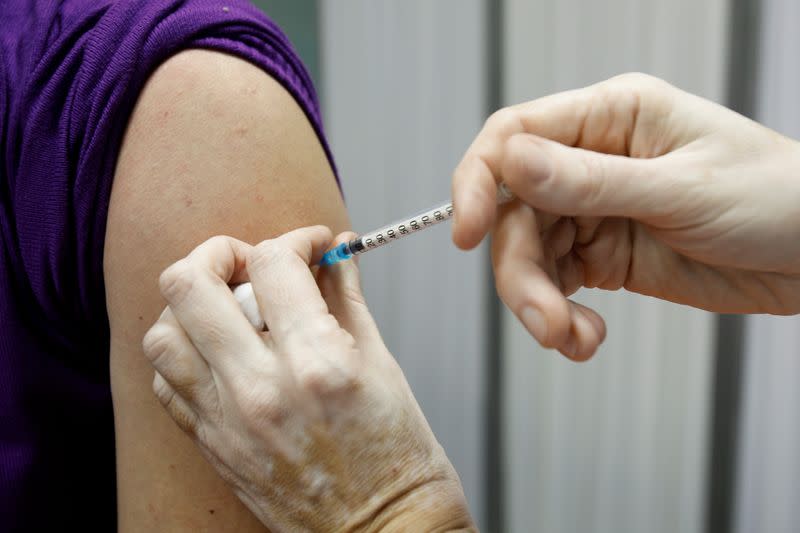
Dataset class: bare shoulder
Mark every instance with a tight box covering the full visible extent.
[105,49,348,532]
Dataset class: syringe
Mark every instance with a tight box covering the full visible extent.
[232,183,515,329]
[319,182,515,266]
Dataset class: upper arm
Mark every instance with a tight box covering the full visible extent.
[104,49,349,531]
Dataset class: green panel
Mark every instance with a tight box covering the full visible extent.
[251,0,320,88]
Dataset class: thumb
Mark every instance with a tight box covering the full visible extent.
[502,133,675,219]
[317,232,380,342]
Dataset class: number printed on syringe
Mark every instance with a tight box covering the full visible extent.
[358,201,455,253]
[322,183,512,264]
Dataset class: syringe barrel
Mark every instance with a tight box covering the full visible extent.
[350,201,454,255]
[346,183,513,257]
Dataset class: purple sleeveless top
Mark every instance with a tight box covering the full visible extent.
[0,1,336,529]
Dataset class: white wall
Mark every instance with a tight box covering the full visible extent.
[735,1,800,532]
[501,1,730,531]
[319,1,490,526]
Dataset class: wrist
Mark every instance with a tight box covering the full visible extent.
[359,478,476,533]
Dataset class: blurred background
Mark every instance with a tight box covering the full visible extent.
[256,1,799,532]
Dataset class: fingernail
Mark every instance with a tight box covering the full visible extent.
[521,306,547,343]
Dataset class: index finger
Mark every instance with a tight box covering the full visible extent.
[158,236,265,372]
[247,225,334,339]
[452,88,596,251]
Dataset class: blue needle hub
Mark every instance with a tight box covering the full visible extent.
[319,242,353,266]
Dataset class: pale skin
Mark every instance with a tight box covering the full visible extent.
[143,229,475,531]
[452,72,800,360]
[145,72,800,528]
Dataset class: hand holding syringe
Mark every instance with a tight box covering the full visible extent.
[234,184,515,329]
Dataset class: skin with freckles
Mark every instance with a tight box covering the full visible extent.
[143,229,476,532]
[451,72,800,361]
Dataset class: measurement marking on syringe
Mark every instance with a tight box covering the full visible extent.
[318,183,513,266]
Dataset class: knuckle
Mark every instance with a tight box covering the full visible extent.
[296,366,328,393]
[142,324,175,367]
[153,373,176,407]
[143,328,206,400]
[249,240,287,271]
[607,72,672,103]
[284,315,343,354]
[297,358,359,397]
[285,314,341,346]
[611,71,655,86]
[486,107,520,135]
[165,355,201,393]
[202,235,237,271]
[159,259,197,304]
[307,314,341,340]
[293,321,361,397]
[236,384,287,427]
[168,402,198,434]
[203,235,232,251]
